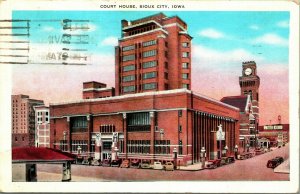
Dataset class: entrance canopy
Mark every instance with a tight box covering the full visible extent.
[12,147,76,163]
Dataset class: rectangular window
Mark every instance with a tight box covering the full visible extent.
[143,72,157,79]
[127,112,150,126]
[182,84,189,89]
[182,52,189,58]
[143,83,157,90]
[122,45,135,51]
[182,73,189,79]
[122,54,135,62]
[164,72,168,80]
[182,42,189,48]
[164,62,168,69]
[179,140,183,154]
[123,65,135,72]
[123,75,135,82]
[154,140,171,154]
[182,62,189,69]
[71,116,88,133]
[143,50,157,58]
[142,60,157,69]
[143,40,157,47]
[123,85,135,93]
[127,140,150,154]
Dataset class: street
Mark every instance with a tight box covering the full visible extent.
[37,144,289,181]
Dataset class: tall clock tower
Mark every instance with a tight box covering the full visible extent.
[239,61,260,119]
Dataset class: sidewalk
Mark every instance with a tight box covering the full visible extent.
[177,163,204,171]
[37,171,107,182]
[274,158,290,174]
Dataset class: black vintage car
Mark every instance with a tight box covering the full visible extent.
[102,159,111,167]
[267,156,284,168]
[111,159,122,167]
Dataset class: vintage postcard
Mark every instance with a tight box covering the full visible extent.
[0,0,299,193]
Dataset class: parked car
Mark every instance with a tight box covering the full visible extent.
[153,161,164,170]
[91,159,101,166]
[221,157,230,165]
[82,157,93,165]
[227,156,235,163]
[130,159,140,168]
[267,157,284,168]
[140,160,152,169]
[102,159,111,167]
[111,159,122,167]
[205,159,221,169]
[76,156,84,164]
[120,159,130,168]
[164,162,174,171]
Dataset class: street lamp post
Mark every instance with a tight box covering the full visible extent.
[63,131,67,151]
[224,145,228,157]
[234,145,238,159]
[173,148,178,170]
[200,147,206,169]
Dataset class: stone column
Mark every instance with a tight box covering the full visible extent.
[123,113,127,158]
[66,116,71,152]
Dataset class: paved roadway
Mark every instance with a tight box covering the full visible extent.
[37,144,289,181]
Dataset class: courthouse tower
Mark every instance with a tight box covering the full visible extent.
[115,13,192,96]
[239,61,260,120]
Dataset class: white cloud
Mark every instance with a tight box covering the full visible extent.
[192,45,263,69]
[249,25,259,30]
[252,33,288,47]
[101,36,118,46]
[276,20,289,28]
[198,28,225,39]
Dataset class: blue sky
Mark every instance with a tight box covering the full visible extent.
[13,11,289,64]
[12,11,290,124]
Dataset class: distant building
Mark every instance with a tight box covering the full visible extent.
[82,81,115,99]
[221,61,260,151]
[221,94,256,151]
[33,105,50,147]
[258,123,289,147]
[12,94,44,147]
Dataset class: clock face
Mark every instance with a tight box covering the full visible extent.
[245,68,252,76]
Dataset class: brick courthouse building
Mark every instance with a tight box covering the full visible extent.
[50,13,240,165]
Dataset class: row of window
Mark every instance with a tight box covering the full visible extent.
[123,82,157,93]
[127,140,151,154]
[122,41,189,53]
[127,25,158,36]
[123,51,188,60]
[99,125,116,133]
[154,140,171,154]
[122,61,188,73]
[37,112,49,116]
[122,50,157,62]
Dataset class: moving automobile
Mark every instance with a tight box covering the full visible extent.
[267,156,284,168]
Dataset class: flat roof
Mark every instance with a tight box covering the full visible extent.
[50,89,239,111]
